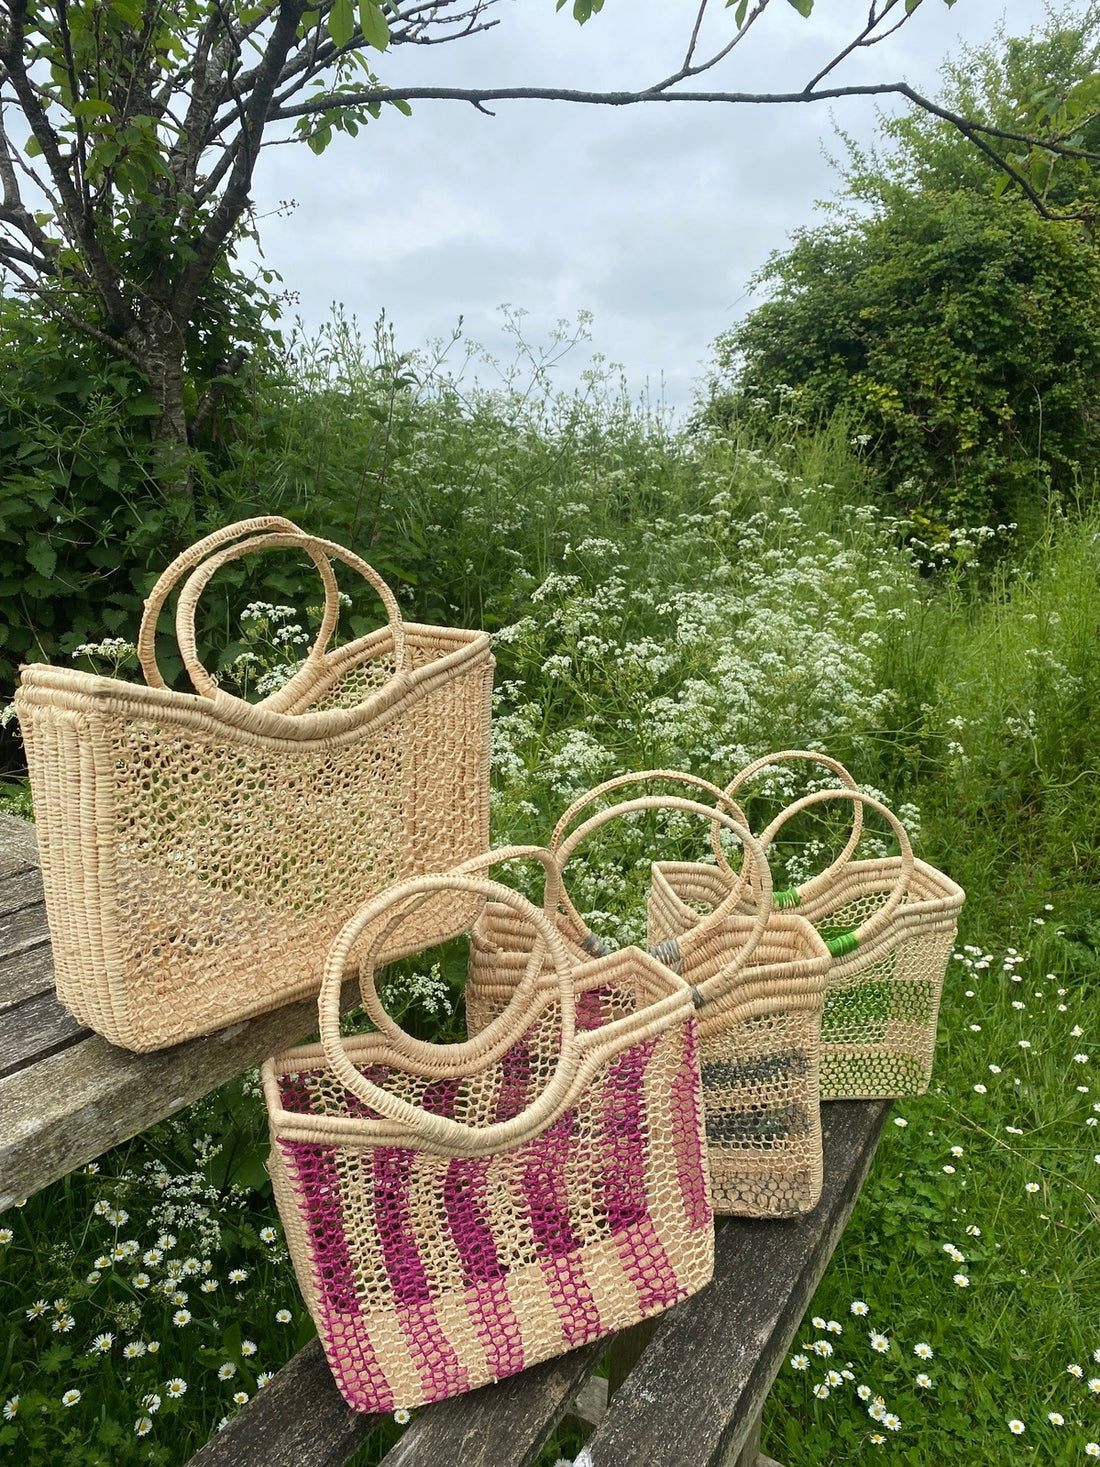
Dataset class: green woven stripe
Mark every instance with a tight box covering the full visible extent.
[825,928,860,957]
[773,887,802,909]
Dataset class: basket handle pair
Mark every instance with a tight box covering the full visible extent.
[137,516,407,708]
[316,850,585,1157]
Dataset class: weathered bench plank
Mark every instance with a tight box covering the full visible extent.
[0,811,39,875]
[186,1338,383,1467]
[580,1100,890,1467]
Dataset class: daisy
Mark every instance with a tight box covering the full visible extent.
[893,1117,908,1128]
[1008,1419,1025,1435]
[172,1309,191,1327]
[143,1249,162,1266]
[232,1391,249,1406]
[915,1374,933,1388]
[132,1273,150,1290]
[135,1417,152,1436]
[141,1394,161,1413]
[868,1402,886,1422]
[973,1084,987,1094]
[790,1355,810,1370]
[90,1333,113,1352]
[25,1300,48,1319]
[257,1373,273,1389]
[201,1280,218,1293]
[228,1269,249,1284]
[826,1371,843,1387]
[884,1414,901,1431]
[812,1316,826,1329]
[914,1343,934,1359]
[52,1314,75,1333]
[275,1309,292,1324]
[1086,1445,1100,1458]
[857,1385,872,1401]
[869,1433,886,1445]
[1068,1364,1084,1378]
[950,1146,964,1157]
[241,1340,258,1357]
[61,1389,81,1407]
[813,1384,830,1399]
[94,1255,111,1270]
[850,1300,869,1316]
[2,1398,18,1421]
[965,1225,981,1236]
[166,1379,187,1399]
[870,1333,890,1353]
[811,1340,834,1357]
[1089,1378,1100,1394]
[1025,1183,1040,1194]
[123,1342,146,1360]
[826,1320,842,1334]
[218,1363,237,1381]
[953,1274,970,1287]
[157,1233,177,1250]
[259,1227,278,1244]
[147,1341,160,1355]
[1048,1412,1064,1426]
[394,1408,412,1424]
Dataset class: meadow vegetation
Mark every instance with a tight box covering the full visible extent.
[1,310,1098,1464]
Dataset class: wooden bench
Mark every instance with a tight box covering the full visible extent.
[0,812,889,1467]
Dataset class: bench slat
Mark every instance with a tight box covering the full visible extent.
[0,988,87,1079]
[379,1338,607,1467]
[0,939,56,1012]
[580,1100,890,1467]
[0,977,364,1211]
[185,1338,382,1467]
[0,812,39,875]
[0,896,48,963]
[0,865,44,919]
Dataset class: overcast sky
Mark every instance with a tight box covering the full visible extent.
[248,0,1037,416]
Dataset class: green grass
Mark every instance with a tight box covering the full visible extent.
[2,318,1099,1464]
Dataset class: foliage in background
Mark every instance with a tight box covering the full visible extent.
[705,10,1100,540]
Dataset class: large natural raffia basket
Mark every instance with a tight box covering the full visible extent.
[15,517,494,1051]
[263,857,714,1413]
[650,763,965,1100]
[466,788,832,1219]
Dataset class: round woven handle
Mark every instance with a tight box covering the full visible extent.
[138,516,317,689]
[355,845,565,1050]
[554,794,774,979]
[173,530,407,705]
[551,769,749,856]
[713,750,863,883]
[758,788,914,950]
[318,872,580,1155]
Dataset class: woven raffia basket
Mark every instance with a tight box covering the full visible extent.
[263,858,714,1413]
[15,518,493,1051]
[466,790,832,1219]
[650,764,965,1100]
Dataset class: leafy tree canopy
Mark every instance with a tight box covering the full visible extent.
[708,10,1100,537]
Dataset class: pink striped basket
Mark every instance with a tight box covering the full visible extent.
[262,852,713,1412]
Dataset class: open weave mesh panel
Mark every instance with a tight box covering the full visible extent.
[647,855,963,1101]
[466,907,828,1219]
[267,968,713,1412]
[17,627,492,1050]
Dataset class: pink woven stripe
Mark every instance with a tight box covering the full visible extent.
[397,1297,471,1403]
[444,1156,503,1283]
[465,1274,527,1380]
[495,1039,533,1123]
[540,1248,604,1345]
[521,1111,578,1257]
[668,1025,711,1230]
[602,1037,659,1231]
[373,1146,432,1306]
[279,1139,359,1312]
[323,1311,396,1412]
[615,1214,683,1312]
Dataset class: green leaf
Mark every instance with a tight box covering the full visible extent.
[328,0,355,49]
[26,539,56,579]
[786,0,813,13]
[24,135,42,158]
[358,0,389,50]
[731,0,749,23]
[904,0,922,12]
[70,98,114,119]
[388,97,412,117]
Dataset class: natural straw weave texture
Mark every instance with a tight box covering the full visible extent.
[651,767,965,1100]
[466,790,832,1219]
[15,517,493,1051]
[263,856,714,1413]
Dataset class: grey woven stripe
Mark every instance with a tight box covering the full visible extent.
[647,936,684,975]
[582,931,611,958]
